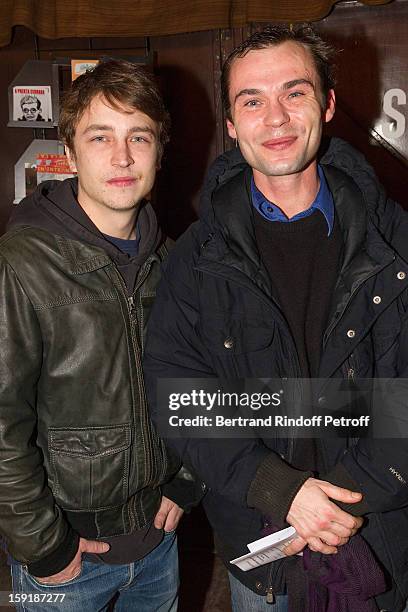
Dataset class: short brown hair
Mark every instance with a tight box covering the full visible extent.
[221,25,336,120]
[59,58,170,159]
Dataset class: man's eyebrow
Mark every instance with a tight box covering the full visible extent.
[234,88,262,104]
[82,124,156,135]
[83,124,113,134]
[282,78,315,90]
[128,126,156,136]
[233,79,315,105]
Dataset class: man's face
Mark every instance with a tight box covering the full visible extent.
[226,41,335,178]
[66,94,159,215]
[22,102,40,121]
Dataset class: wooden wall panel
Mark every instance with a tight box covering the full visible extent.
[316,0,408,206]
[0,26,37,234]
[151,30,217,237]
[214,26,252,152]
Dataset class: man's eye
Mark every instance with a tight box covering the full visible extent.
[288,91,304,99]
[131,136,150,143]
[91,136,107,142]
[244,99,260,107]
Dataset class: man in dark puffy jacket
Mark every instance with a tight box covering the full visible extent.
[0,59,186,611]
[144,26,408,611]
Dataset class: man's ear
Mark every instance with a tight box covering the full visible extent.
[65,145,77,173]
[323,89,336,124]
[226,118,237,140]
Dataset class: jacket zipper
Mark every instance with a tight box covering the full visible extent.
[111,259,156,529]
[128,295,136,317]
[266,587,275,604]
[134,261,167,482]
[344,355,360,450]
[266,564,275,604]
[114,271,140,532]
[130,261,162,488]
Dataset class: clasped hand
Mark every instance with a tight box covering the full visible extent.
[284,477,364,556]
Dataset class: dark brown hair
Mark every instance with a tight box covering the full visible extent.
[221,25,336,120]
[59,58,170,159]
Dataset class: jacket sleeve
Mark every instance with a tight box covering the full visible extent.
[338,423,408,513]
[325,439,408,516]
[144,234,312,526]
[162,464,207,513]
[0,257,79,576]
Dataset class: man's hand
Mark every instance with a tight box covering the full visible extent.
[34,537,109,585]
[284,478,364,556]
[154,496,184,532]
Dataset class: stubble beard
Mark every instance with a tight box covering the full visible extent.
[101,196,141,212]
[252,152,309,178]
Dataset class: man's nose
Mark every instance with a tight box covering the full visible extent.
[263,100,290,127]
[111,141,134,167]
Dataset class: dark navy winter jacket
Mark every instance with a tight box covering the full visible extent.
[144,138,408,610]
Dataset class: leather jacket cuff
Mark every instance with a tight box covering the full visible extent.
[27,527,80,578]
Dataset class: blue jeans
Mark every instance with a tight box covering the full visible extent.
[228,573,408,612]
[229,572,288,612]
[11,531,178,612]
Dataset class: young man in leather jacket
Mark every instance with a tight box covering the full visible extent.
[0,58,184,611]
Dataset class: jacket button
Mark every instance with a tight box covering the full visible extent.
[347,329,356,338]
[255,581,263,590]
[397,271,406,280]
[373,296,381,304]
[318,396,326,405]
[224,337,234,349]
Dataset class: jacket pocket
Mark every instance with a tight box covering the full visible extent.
[200,314,275,355]
[199,313,277,378]
[48,424,131,511]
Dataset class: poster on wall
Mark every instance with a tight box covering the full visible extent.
[36,154,75,184]
[22,155,75,200]
[14,140,66,204]
[71,59,99,81]
[12,86,53,122]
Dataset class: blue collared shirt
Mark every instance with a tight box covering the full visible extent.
[251,165,334,236]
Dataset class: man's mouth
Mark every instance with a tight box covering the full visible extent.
[262,137,297,150]
[107,177,137,187]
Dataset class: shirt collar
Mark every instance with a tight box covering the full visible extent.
[251,164,334,236]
